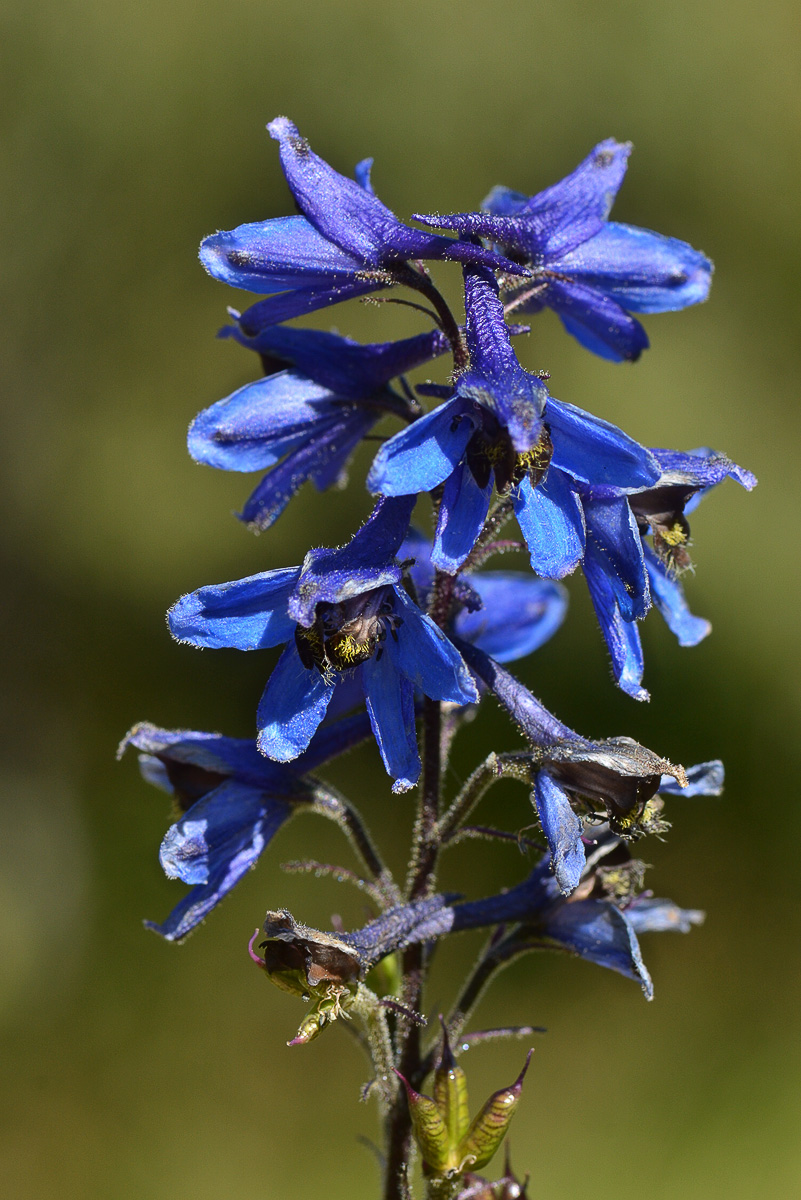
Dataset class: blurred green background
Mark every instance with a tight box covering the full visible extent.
[2,1,799,1196]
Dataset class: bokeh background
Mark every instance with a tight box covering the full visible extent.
[2,2,799,1196]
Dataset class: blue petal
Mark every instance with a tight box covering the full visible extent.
[361,656,420,793]
[651,447,758,510]
[543,899,653,998]
[367,396,477,495]
[199,214,364,292]
[146,785,294,942]
[556,222,712,313]
[257,642,335,761]
[431,459,492,574]
[238,411,374,531]
[458,574,568,663]
[582,547,648,701]
[660,759,724,796]
[188,373,342,472]
[644,545,711,647]
[288,496,414,626]
[389,588,479,704]
[547,278,650,362]
[533,771,585,895]
[513,472,585,579]
[583,495,649,621]
[268,119,529,274]
[625,898,705,934]
[458,266,547,451]
[235,277,385,330]
[547,397,660,488]
[353,157,375,193]
[222,323,449,398]
[168,568,301,650]
[421,140,631,260]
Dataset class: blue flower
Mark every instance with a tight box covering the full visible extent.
[448,827,705,999]
[189,324,449,531]
[167,498,478,793]
[455,639,724,894]
[119,712,371,941]
[200,117,528,332]
[368,264,660,574]
[412,139,713,361]
[581,447,757,699]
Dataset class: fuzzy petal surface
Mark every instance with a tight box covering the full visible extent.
[513,471,586,579]
[361,656,420,792]
[390,588,479,705]
[555,222,712,313]
[168,568,300,650]
[368,396,477,496]
[533,771,586,895]
[547,397,660,488]
[257,642,335,760]
[431,459,493,574]
[200,215,364,292]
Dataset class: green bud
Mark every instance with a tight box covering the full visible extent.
[287,983,357,1046]
[433,1019,470,1149]
[457,1050,532,1172]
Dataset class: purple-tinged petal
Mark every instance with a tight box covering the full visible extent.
[555,222,712,313]
[583,549,648,701]
[431,459,492,574]
[168,568,301,651]
[267,118,526,274]
[361,657,420,793]
[289,496,415,625]
[546,277,650,362]
[367,396,477,496]
[389,589,479,705]
[650,447,758,512]
[513,472,585,579]
[583,495,649,621]
[146,784,295,942]
[235,277,385,331]
[458,574,568,664]
[458,266,547,452]
[238,411,374,532]
[660,759,724,796]
[625,897,704,934]
[188,373,342,472]
[533,771,585,895]
[542,899,653,998]
[423,139,631,261]
[200,215,364,292]
[221,323,449,398]
[547,397,660,488]
[644,544,711,647]
[455,640,577,744]
[257,642,335,761]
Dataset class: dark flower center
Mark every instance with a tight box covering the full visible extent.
[466,421,553,493]
[295,587,401,675]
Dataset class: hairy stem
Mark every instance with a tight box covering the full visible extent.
[311,784,402,908]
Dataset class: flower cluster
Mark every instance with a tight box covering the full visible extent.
[126,119,753,1195]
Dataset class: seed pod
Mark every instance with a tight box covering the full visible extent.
[432,1019,470,1149]
[395,1070,452,1174]
[458,1051,532,1172]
